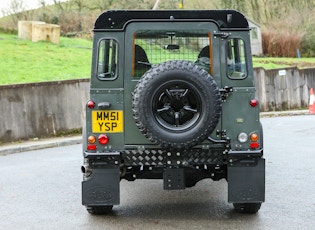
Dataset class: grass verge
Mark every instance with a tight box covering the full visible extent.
[252,57,315,69]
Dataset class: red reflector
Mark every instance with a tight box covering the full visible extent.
[250,142,260,149]
[98,134,109,145]
[250,99,258,107]
[87,100,95,109]
[87,144,97,150]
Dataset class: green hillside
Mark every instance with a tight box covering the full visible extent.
[2,32,315,85]
[0,33,92,85]
[2,0,315,57]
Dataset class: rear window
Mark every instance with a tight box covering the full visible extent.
[133,30,212,78]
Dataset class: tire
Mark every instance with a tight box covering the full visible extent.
[233,203,261,214]
[86,205,113,215]
[132,60,222,149]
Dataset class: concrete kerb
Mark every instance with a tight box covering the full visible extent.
[0,136,82,156]
[260,110,309,117]
[0,110,310,156]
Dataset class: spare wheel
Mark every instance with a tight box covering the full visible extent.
[132,60,222,149]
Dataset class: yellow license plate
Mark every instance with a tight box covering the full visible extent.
[92,110,123,133]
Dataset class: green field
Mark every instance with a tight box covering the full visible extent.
[252,57,315,69]
[1,33,315,85]
[0,33,92,85]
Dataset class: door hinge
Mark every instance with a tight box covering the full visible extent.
[214,31,231,39]
[219,86,233,101]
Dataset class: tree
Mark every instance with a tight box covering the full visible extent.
[221,0,247,14]
[90,0,115,11]
[3,0,35,26]
[70,0,86,30]
[248,0,261,22]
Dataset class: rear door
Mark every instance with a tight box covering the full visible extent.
[123,21,220,146]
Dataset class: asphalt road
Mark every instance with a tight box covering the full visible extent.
[1,116,315,229]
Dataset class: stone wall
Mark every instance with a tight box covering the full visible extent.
[254,67,315,111]
[1,68,315,143]
[0,79,89,143]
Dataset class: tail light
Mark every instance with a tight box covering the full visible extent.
[250,99,258,107]
[87,135,97,151]
[237,132,248,143]
[87,144,97,151]
[250,142,260,149]
[250,133,259,142]
[98,134,109,145]
[250,133,259,149]
[88,135,96,144]
[86,134,109,151]
[87,100,95,109]
[237,132,260,149]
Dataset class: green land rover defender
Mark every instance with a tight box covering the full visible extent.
[81,10,265,214]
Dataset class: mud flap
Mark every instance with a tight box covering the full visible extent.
[82,153,120,206]
[228,158,265,203]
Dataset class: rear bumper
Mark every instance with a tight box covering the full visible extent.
[228,148,263,157]
[82,149,265,204]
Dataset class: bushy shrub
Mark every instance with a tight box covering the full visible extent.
[262,31,302,57]
[300,32,315,57]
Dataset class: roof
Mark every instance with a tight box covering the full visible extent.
[94,10,249,31]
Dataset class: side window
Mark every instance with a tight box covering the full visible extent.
[97,39,118,80]
[227,38,247,79]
